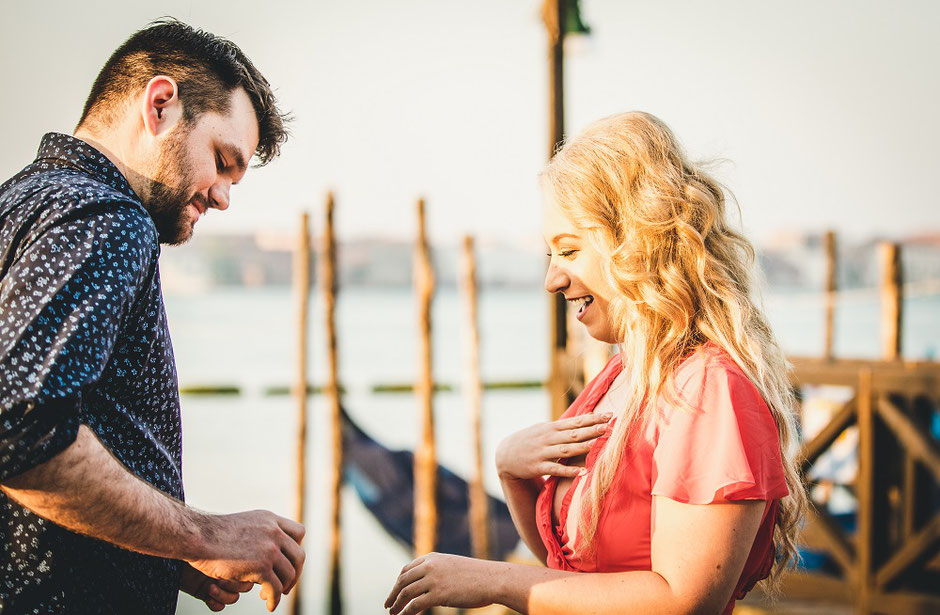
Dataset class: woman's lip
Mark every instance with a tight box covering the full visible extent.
[575,297,593,321]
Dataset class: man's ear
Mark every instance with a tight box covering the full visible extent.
[141,76,182,137]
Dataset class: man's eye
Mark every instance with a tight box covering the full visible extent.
[215,154,225,172]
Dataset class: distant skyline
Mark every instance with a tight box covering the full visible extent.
[2,1,938,246]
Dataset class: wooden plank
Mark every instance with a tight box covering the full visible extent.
[801,504,856,578]
[460,235,489,560]
[857,368,874,614]
[875,512,940,590]
[790,357,940,397]
[413,198,438,558]
[903,452,916,542]
[800,396,857,472]
[876,396,940,483]
[775,571,854,603]
[870,590,940,615]
[321,193,343,615]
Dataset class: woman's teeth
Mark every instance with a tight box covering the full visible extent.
[570,296,593,314]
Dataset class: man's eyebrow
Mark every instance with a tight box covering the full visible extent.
[219,141,248,173]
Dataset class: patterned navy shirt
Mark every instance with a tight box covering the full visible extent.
[0,133,184,614]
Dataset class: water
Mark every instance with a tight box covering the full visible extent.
[170,286,940,614]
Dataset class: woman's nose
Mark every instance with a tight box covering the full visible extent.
[544,261,569,294]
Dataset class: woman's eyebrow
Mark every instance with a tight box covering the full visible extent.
[550,232,580,243]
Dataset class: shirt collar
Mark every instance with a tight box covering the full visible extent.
[35,132,139,202]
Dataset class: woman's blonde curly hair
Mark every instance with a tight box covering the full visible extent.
[540,111,806,589]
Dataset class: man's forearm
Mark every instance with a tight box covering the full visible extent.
[1,424,208,561]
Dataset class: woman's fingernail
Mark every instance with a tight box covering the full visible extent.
[579,468,588,475]
[603,412,613,420]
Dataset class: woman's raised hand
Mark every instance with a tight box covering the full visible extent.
[495,412,612,481]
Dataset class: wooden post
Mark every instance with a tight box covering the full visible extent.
[856,367,874,615]
[879,242,902,361]
[321,193,343,615]
[823,230,837,360]
[543,0,573,420]
[413,198,438,557]
[460,235,489,560]
[292,211,311,615]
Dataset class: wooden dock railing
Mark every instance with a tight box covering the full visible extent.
[783,357,940,614]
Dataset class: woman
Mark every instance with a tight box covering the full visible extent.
[385,112,805,615]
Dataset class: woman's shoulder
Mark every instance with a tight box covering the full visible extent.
[670,343,765,412]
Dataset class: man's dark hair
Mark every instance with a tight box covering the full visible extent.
[78,18,289,165]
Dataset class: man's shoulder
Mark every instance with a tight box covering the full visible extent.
[1,165,157,251]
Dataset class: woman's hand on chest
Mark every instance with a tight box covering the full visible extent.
[495,412,611,481]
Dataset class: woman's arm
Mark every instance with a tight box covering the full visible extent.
[387,496,765,615]
[499,476,548,563]
[494,412,611,563]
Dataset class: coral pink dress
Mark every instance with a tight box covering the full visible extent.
[535,345,789,615]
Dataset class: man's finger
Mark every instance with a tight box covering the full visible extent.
[217,578,254,593]
[207,582,241,605]
[272,551,297,594]
[260,574,284,612]
[281,537,306,593]
[277,516,306,544]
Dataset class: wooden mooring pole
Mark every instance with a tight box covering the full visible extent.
[879,242,903,361]
[413,198,438,558]
[823,230,837,360]
[461,235,489,560]
[321,193,343,615]
[292,211,311,615]
[543,0,573,420]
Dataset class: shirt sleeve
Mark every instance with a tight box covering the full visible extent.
[0,204,156,480]
[650,358,790,504]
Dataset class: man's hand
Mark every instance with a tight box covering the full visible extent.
[186,510,306,612]
[0,426,305,613]
[180,562,253,612]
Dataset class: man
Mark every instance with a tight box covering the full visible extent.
[0,19,303,614]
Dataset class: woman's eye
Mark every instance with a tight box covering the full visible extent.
[560,249,577,258]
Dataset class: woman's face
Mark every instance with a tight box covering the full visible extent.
[542,188,620,344]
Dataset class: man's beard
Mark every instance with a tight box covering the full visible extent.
[141,131,199,246]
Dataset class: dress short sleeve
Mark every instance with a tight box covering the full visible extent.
[650,351,789,504]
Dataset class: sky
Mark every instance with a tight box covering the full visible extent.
[1,0,938,247]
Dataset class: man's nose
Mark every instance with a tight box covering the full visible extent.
[544,260,570,294]
[209,181,230,211]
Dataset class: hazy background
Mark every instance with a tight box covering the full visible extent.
[2,2,938,614]
[3,0,939,244]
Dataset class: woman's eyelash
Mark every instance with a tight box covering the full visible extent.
[546,250,578,258]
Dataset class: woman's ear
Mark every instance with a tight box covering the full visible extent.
[140,75,182,137]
